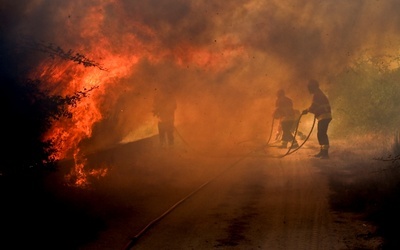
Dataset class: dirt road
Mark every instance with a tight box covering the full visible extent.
[129,155,339,249]
[74,138,382,250]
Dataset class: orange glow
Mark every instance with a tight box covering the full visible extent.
[173,38,246,71]
[25,0,253,188]
[31,42,145,187]
[64,149,109,188]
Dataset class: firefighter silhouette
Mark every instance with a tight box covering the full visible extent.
[302,79,332,159]
[272,89,299,149]
[153,88,177,148]
[275,109,307,142]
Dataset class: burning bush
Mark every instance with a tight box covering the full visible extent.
[0,41,101,177]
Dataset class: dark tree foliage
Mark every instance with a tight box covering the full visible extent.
[23,39,108,71]
[0,36,106,250]
[0,40,100,177]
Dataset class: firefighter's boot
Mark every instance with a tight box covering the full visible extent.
[291,141,299,149]
[320,145,329,159]
[314,145,329,159]
[298,132,307,140]
[313,146,323,158]
[278,141,288,148]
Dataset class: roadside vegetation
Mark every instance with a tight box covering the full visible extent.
[0,41,99,177]
[327,53,400,249]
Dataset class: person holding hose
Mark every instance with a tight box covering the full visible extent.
[153,88,177,149]
[302,79,332,159]
[273,89,299,149]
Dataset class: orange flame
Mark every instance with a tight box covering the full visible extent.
[28,1,246,188]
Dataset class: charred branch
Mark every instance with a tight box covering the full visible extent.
[23,39,108,71]
[373,155,400,164]
[13,79,100,168]
[23,78,99,121]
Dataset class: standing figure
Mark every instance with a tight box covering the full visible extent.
[153,89,177,148]
[273,89,299,149]
[302,79,332,159]
[275,109,307,142]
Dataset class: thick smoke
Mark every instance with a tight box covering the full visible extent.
[2,0,400,159]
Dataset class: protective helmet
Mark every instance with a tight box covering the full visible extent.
[276,89,285,97]
[307,79,319,92]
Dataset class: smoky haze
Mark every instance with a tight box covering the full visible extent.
[2,0,400,157]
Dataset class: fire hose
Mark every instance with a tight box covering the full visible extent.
[265,116,275,145]
[174,113,316,159]
[123,135,258,250]
[123,115,316,249]
[265,114,316,158]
